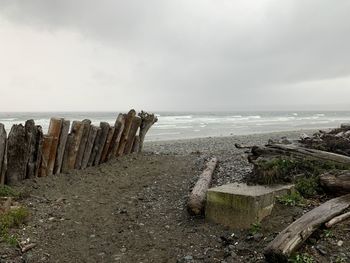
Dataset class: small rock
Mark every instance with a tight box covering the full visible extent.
[253,233,264,241]
[183,255,193,261]
[315,245,327,255]
[337,240,344,247]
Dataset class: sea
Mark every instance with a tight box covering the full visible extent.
[0,111,350,141]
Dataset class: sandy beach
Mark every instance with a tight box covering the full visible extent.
[1,130,349,263]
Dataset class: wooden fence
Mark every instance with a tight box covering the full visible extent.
[0,110,158,185]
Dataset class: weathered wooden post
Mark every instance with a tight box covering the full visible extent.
[47,118,63,176]
[61,121,84,172]
[75,119,91,169]
[25,120,42,179]
[117,110,136,156]
[6,124,29,184]
[54,119,70,175]
[131,135,140,153]
[124,116,141,154]
[138,111,158,152]
[87,127,102,167]
[93,122,110,166]
[0,124,7,185]
[106,114,125,160]
[40,135,53,177]
[34,126,43,178]
[81,125,99,169]
[100,127,115,163]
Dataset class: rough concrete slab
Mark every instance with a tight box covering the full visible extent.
[206,183,294,229]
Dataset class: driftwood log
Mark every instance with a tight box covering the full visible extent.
[250,144,350,165]
[325,211,350,228]
[0,124,7,185]
[117,110,136,156]
[47,118,63,176]
[6,124,29,184]
[100,127,115,163]
[138,111,158,152]
[187,157,218,216]
[107,114,125,160]
[93,122,110,166]
[81,125,99,169]
[299,123,350,156]
[264,194,350,262]
[75,119,91,169]
[124,116,141,154]
[319,171,350,194]
[249,143,350,184]
[53,119,70,175]
[40,135,53,177]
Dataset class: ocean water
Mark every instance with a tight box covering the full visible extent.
[0,111,350,141]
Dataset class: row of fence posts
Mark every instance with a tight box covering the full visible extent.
[0,110,158,185]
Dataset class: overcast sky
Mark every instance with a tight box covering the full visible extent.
[0,0,350,112]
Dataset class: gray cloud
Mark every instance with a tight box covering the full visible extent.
[0,0,350,111]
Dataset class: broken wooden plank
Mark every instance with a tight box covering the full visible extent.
[264,194,350,263]
[75,119,91,170]
[81,125,99,169]
[187,157,218,216]
[47,118,63,176]
[53,119,70,175]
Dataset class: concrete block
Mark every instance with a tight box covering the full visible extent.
[206,183,294,229]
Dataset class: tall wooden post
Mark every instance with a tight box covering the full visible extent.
[47,118,63,176]
[0,124,7,185]
[54,120,70,175]
[63,121,84,171]
[100,127,115,163]
[93,122,110,166]
[40,135,53,177]
[75,119,91,169]
[107,114,125,160]
[81,125,99,169]
[87,127,102,167]
[6,124,29,184]
[124,116,141,154]
[117,110,136,156]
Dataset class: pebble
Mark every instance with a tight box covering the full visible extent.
[183,255,193,261]
[337,240,344,247]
